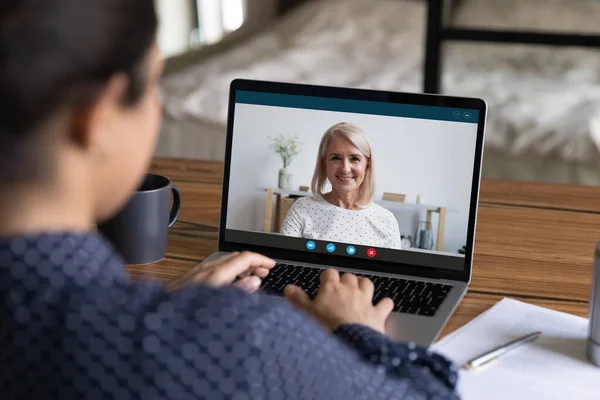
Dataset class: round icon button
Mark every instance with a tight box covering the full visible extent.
[366,248,377,258]
[306,241,316,250]
[452,111,461,119]
[346,245,356,255]
[463,112,472,119]
[326,243,336,253]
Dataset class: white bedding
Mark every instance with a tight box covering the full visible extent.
[161,0,600,164]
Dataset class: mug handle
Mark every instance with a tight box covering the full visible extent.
[169,185,182,228]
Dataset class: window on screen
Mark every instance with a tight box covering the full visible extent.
[226,98,477,257]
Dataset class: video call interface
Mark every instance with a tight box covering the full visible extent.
[225,90,480,271]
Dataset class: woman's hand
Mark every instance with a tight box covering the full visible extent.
[284,269,394,334]
[167,251,276,293]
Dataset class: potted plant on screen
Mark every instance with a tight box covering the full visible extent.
[269,134,301,191]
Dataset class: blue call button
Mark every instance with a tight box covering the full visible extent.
[326,243,336,253]
[306,241,316,250]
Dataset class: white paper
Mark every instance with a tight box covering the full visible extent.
[431,298,600,399]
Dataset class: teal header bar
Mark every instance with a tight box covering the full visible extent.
[236,90,479,123]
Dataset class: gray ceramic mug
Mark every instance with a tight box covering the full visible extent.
[98,173,182,264]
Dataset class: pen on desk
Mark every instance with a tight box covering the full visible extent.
[463,331,542,370]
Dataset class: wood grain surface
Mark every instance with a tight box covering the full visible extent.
[132,157,596,338]
[472,204,596,302]
[480,178,600,212]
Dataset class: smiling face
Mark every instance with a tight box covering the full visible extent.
[324,136,369,196]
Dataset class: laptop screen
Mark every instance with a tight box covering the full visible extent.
[224,87,482,272]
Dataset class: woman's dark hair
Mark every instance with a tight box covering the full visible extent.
[0,0,158,181]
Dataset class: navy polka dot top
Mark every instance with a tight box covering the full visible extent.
[0,232,459,399]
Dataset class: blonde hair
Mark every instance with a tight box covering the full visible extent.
[311,122,375,207]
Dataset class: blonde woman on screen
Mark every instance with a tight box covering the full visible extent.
[281,122,402,249]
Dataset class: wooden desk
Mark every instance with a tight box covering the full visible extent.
[128,157,594,339]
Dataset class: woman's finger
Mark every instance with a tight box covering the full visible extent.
[206,252,276,286]
[237,266,270,280]
[374,297,394,319]
[358,276,374,298]
[238,270,252,278]
[284,284,311,311]
[320,268,340,285]
[340,272,358,287]
[167,253,240,290]
[233,276,262,293]
[253,267,270,278]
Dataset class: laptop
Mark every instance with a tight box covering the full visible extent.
[206,79,487,347]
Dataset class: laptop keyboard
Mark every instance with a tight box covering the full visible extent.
[260,263,452,317]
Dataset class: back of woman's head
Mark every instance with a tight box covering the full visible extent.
[0,0,157,181]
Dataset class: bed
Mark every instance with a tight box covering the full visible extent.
[158,0,600,185]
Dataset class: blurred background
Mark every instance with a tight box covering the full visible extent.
[153,0,600,186]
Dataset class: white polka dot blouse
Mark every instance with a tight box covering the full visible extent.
[281,196,402,249]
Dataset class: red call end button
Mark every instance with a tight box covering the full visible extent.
[366,248,377,258]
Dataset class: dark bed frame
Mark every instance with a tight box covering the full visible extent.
[422,0,600,93]
[276,0,309,15]
[277,0,600,94]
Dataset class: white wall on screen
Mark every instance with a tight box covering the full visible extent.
[226,104,479,254]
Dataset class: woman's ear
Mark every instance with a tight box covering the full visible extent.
[70,107,94,147]
[71,73,129,158]
[69,106,110,161]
